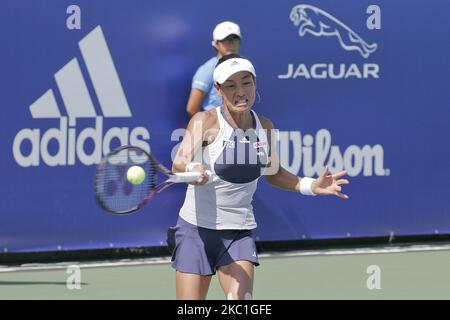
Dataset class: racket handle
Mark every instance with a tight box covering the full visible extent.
[169,170,213,183]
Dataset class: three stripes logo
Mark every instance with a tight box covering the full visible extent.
[13,26,150,167]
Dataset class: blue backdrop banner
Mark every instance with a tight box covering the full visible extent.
[1,0,450,252]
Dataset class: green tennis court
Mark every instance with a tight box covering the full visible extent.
[1,244,450,300]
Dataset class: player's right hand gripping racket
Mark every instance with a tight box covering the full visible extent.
[95,145,210,215]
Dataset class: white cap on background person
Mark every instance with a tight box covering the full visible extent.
[213,56,256,84]
[212,21,242,43]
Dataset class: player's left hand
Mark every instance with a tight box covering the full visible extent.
[312,166,350,199]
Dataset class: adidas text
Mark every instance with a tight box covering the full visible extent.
[13,116,150,167]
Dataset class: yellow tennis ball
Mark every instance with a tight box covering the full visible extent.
[127,166,146,185]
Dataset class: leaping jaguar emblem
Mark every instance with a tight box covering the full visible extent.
[290,4,377,58]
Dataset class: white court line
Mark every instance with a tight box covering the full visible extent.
[260,243,450,259]
[0,258,172,273]
[1,243,450,273]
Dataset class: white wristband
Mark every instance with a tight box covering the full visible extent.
[185,162,201,172]
[300,177,317,196]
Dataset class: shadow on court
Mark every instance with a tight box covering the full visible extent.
[0,281,88,286]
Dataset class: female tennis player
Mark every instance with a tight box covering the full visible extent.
[171,54,350,300]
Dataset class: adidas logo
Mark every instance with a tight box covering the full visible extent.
[230,60,240,67]
[239,137,250,144]
[12,26,150,167]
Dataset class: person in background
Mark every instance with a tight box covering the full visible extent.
[186,21,242,118]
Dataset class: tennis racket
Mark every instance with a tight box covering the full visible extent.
[95,145,210,215]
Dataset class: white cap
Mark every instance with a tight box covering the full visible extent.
[213,21,242,42]
[213,57,256,84]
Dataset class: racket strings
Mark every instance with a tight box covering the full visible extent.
[96,147,156,214]
[149,163,157,190]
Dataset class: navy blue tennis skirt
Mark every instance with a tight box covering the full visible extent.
[169,217,259,276]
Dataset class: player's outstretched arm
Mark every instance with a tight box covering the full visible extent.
[260,116,349,199]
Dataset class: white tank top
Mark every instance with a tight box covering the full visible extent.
[179,106,269,230]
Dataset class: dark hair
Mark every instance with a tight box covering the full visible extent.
[218,34,241,43]
[215,53,244,68]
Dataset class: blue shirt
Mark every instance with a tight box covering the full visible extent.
[191,57,223,111]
